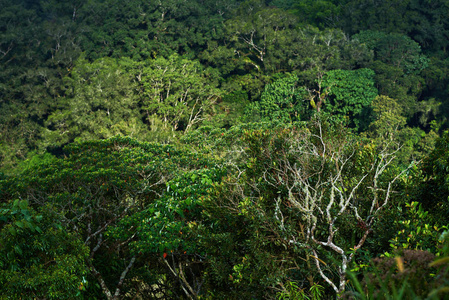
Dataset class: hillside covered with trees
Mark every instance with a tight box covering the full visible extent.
[1,0,449,298]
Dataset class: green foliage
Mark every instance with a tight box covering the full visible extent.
[277,281,325,300]
[0,200,89,299]
[367,95,407,140]
[415,130,449,224]
[0,136,217,299]
[200,116,406,296]
[44,55,148,147]
[140,54,221,133]
[353,30,428,118]
[221,7,371,79]
[339,0,449,53]
[1,0,449,298]
[354,31,429,75]
[363,95,434,164]
[114,167,225,256]
[345,249,447,300]
[387,202,447,254]
[202,90,249,129]
[292,0,340,29]
[107,167,226,298]
[79,0,230,60]
[321,68,378,128]
[245,74,310,123]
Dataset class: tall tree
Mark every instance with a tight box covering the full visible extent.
[140,54,221,133]
[44,56,147,148]
[0,137,217,299]
[206,117,406,296]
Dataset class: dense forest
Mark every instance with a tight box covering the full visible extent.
[1,0,449,298]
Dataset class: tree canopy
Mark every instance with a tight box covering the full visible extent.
[1,0,449,298]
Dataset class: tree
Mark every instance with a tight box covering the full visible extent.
[207,116,406,296]
[415,130,449,224]
[0,137,217,299]
[0,199,89,299]
[140,54,221,133]
[339,0,449,53]
[352,30,428,118]
[44,56,148,147]
[111,167,227,299]
[245,74,310,123]
[292,0,341,29]
[363,95,436,164]
[320,68,378,129]
[223,7,370,76]
[79,0,230,60]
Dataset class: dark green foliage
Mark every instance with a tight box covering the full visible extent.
[292,0,341,29]
[353,31,428,75]
[346,249,447,299]
[353,31,428,118]
[77,0,233,60]
[339,0,449,53]
[0,200,89,299]
[416,130,449,224]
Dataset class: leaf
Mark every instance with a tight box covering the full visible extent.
[8,226,16,236]
[19,200,28,210]
[15,221,24,229]
[14,245,22,255]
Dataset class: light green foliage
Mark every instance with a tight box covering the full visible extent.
[368,96,407,139]
[366,95,408,155]
[321,68,378,128]
[45,56,148,147]
[277,281,325,300]
[140,54,221,132]
[0,200,88,299]
[245,74,310,123]
[387,202,447,254]
[365,95,438,164]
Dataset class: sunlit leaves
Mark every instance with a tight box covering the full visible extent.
[44,56,148,147]
[140,54,221,132]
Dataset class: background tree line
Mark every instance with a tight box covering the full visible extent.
[1,0,449,171]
